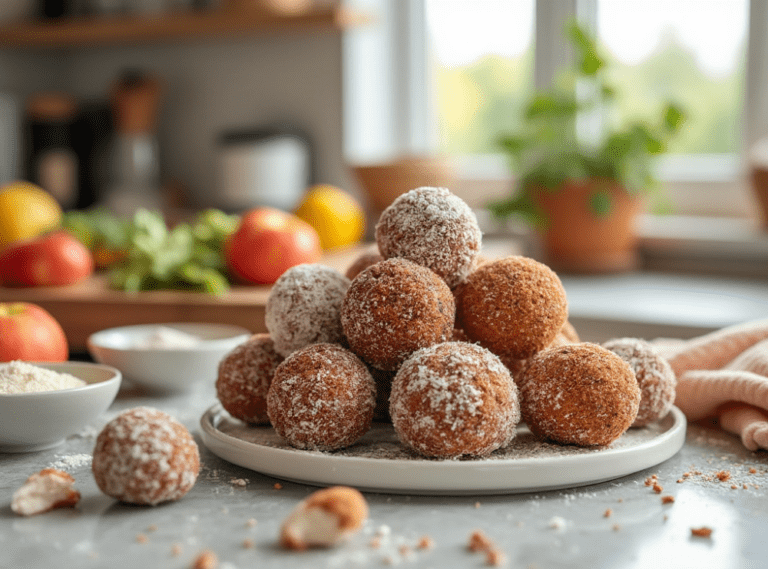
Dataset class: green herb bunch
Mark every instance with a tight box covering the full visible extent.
[488,20,685,226]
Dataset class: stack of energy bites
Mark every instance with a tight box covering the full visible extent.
[216,186,676,458]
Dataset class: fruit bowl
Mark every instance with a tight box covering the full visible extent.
[87,323,251,393]
[0,361,121,453]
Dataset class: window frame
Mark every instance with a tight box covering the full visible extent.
[343,0,766,219]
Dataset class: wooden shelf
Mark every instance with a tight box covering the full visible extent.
[0,6,367,49]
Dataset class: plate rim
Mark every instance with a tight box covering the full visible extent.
[200,403,687,495]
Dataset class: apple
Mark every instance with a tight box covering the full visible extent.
[0,302,68,362]
[0,231,94,287]
[225,207,323,285]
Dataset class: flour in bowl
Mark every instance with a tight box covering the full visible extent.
[134,326,202,349]
[0,361,86,394]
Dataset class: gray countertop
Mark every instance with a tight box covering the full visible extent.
[2,376,768,569]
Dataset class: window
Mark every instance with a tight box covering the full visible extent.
[343,0,768,218]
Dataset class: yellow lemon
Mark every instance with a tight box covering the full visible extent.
[294,184,365,250]
[0,181,62,249]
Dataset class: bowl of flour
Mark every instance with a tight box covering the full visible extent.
[0,360,121,452]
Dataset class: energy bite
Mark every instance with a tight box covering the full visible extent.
[456,256,568,360]
[375,186,482,289]
[92,407,200,505]
[602,337,676,427]
[267,343,376,451]
[265,264,350,358]
[520,343,640,447]
[341,258,455,371]
[216,333,283,425]
[390,342,520,458]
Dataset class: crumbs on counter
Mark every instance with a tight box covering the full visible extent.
[652,483,663,494]
[691,527,713,538]
[245,518,257,528]
[417,536,434,550]
[11,468,81,516]
[136,534,148,544]
[273,483,283,490]
[661,495,675,504]
[171,543,183,557]
[191,549,218,569]
[242,538,254,549]
[467,530,506,567]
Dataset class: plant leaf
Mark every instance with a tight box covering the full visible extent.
[588,190,613,217]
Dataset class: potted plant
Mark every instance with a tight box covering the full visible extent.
[488,21,685,273]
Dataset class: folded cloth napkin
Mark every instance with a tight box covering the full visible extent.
[650,319,768,451]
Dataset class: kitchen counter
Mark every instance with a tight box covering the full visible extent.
[2,374,767,569]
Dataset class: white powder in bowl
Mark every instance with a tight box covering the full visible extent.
[133,326,202,349]
[0,361,87,394]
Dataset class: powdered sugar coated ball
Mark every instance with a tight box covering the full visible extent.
[602,337,676,427]
[92,407,199,505]
[390,342,520,458]
[216,333,283,424]
[375,187,482,289]
[267,343,376,451]
[265,264,351,358]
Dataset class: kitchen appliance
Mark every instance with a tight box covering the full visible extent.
[103,70,163,217]
[216,126,313,212]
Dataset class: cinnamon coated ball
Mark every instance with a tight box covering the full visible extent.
[520,343,640,447]
[92,407,200,505]
[602,337,676,427]
[390,342,520,458]
[341,258,454,371]
[265,264,350,357]
[267,343,375,451]
[375,186,482,289]
[456,256,568,360]
[216,333,283,425]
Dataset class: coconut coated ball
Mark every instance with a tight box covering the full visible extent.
[216,333,283,424]
[390,342,520,458]
[602,337,676,427]
[375,186,482,289]
[92,407,200,505]
[341,258,455,371]
[265,264,350,358]
[520,343,640,447]
[267,343,375,451]
[456,256,568,360]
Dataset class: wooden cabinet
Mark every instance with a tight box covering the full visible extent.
[0,5,366,48]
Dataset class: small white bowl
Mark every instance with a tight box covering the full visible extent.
[87,323,252,393]
[0,362,121,453]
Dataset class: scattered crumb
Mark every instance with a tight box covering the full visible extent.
[468,530,493,553]
[147,524,158,533]
[617,498,624,503]
[242,538,254,549]
[231,479,247,487]
[191,549,218,569]
[273,483,283,490]
[731,484,738,490]
[11,468,81,516]
[136,534,148,544]
[716,471,731,482]
[417,536,434,550]
[603,509,612,518]
[677,479,684,483]
[548,517,566,530]
[612,524,621,532]
[369,537,381,549]
[399,545,411,557]
[171,543,183,557]
[744,484,749,490]
[652,483,663,494]
[486,548,507,566]
[475,501,481,509]
[245,518,257,528]
[750,468,757,474]
[691,527,713,538]
[661,495,675,504]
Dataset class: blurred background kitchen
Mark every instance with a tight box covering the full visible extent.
[1,0,768,341]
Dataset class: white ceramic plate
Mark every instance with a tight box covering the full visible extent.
[0,362,121,453]
[200,404,687,495]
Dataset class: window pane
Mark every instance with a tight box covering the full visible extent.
[426,0,535,155]
[597,0,748,154]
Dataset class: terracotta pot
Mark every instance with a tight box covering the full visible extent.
[534,180,642,274]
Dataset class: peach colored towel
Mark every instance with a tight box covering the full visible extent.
[651,319,768,451]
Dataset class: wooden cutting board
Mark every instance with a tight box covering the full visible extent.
[0,244,375,352]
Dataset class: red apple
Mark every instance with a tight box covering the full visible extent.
[0,302,68,362]
[0,231,94,287]
[225,207,323,285]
